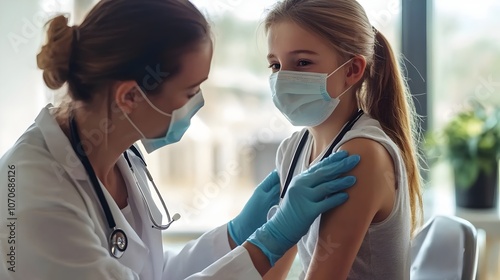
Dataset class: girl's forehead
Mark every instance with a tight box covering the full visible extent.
[267,22,337,58]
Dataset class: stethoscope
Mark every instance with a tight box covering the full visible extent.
[266,109,364,221]
[68,115,180,259]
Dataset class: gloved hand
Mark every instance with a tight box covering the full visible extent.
[247,150,360,266]
[228,170,280,245]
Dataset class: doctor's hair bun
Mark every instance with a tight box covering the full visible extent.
[37,15,77,90]
[36,0,210,103]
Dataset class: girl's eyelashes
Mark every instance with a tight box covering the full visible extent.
[297,60,312,67]
[268,60,313,71]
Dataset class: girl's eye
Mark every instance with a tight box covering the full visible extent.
[268,63,281,70]
[298,60,311,67]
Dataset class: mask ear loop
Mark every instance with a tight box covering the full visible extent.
[135,86,172,117]
[326,58,355,100]
[119,85,172,140]
[326,58,354,78]
[122,112,146,139]
[120,85,176,140]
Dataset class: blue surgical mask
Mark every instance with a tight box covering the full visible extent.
[123,87,205,153]
[269,59,353,127]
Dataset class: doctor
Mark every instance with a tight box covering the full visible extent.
[0,0,361,279]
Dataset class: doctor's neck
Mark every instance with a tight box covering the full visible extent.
[58,100,139,183]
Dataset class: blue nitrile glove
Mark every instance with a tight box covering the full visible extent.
[228,170,280,245]
[247,150,360,266]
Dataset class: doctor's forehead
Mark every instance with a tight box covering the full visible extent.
[170,40,213,89]
[266,21,331,59]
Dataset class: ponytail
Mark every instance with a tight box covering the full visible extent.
[364,30,423,235]
[264,0,424,237]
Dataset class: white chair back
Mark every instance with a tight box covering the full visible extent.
[410,215,479,280]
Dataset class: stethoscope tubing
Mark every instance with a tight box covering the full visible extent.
[123,151,177,230]
[281,109,364,198]
[267,110,364,221]
[68,115,178,258]
[69,115,118,229]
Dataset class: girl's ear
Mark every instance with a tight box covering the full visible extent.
[347,55,367,86]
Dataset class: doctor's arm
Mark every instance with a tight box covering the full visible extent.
[0,157,138,280]
[227,170,298,279]
[304,139,396,280]
[181,151,360,279]
[161,170,282,280]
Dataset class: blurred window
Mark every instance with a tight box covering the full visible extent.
[427,0,500,214]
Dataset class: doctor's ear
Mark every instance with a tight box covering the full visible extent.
[346,55,366,85]
[114,81,142,114]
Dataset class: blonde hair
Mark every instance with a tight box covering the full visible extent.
[265,0,423,235]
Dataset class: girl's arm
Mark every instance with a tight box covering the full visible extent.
[304,138,396,280]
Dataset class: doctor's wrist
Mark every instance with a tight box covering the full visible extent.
[227,220,244,246]
[227,228,238,249]
[246,222,292,267]
[242,241,272,276]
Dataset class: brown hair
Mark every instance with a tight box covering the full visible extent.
[37,0,210,102]
[265,0,423,235]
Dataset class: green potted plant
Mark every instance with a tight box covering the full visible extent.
[425,101,500,208]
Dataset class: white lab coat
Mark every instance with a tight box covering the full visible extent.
[0,104,261,280]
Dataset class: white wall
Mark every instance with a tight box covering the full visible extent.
[0,0,99,156]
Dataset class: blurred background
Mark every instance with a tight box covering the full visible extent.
[0,0,499,279]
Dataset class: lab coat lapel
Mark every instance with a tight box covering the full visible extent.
[122,150,163,227]
[123,149,164,279]
[35,105,149,275]
[99,175,150,275]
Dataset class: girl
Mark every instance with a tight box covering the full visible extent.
[263,0,423,279]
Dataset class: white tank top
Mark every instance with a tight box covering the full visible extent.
[275,114,411,280]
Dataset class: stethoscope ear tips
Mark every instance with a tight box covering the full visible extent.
[172,213,181,221]
[153,213,181,230]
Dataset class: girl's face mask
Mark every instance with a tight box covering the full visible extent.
[269,59,353,127]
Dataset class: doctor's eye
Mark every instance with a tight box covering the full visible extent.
[268,63,281,71]
[187,90,199,98]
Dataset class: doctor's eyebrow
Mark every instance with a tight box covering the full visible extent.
[267,49,320,60]
[186,77,208,89]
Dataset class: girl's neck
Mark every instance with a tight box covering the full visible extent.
[308,99,358,164]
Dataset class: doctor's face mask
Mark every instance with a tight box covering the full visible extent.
[122,86,205,153]
[269,58,353,127]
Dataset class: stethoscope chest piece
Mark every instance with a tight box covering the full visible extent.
[109,228,128,259]
[267,204,280,221]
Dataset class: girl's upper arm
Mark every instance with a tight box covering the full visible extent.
[304,138,396,280]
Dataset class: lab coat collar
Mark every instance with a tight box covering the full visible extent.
[34,104,90,181]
